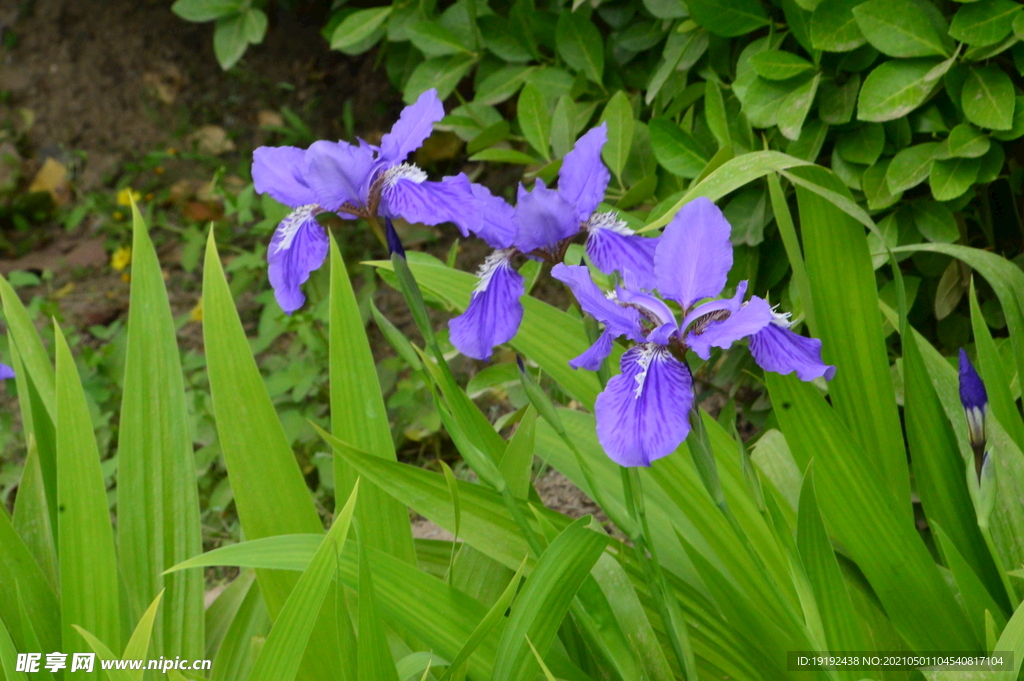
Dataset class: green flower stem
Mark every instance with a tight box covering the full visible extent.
[621,467,698,681]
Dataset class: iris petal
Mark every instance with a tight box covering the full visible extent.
[655,197,733,308]
[586,221,659,290]
[305,140,377,213]
[381,173,478,234]
[513,181,580,253]
[551,264,643,341]
[449,253,525,361]
[469,182,517,249]
[558,123,611,221]
[379,89,444,165]
[570,328,616,371]
[252,146,316,208]
[267,209,329,314]
[595,344,693,467]
[749,323,837,381]
[687,295,774,360]
[0,363,14,380]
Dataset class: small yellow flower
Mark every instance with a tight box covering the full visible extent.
[116,187,142,207]
[189,299,203,322]
[113,211,124,221]
[121,273,131,283]
[111,245,132,272]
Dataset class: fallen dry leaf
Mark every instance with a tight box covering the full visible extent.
[183,201,223,222]
[257,110,284,129]
[143,63,183,104]
[188,125,236,156]
[28,157,72,205]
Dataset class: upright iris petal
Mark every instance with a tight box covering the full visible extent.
[305,140,378,215]
[655,197,733,308]
[558,123,611,221]
[595,344,693,467]
[0,363,14,380]
[749,321,836,381]
[448,250,525,361]
[512,181,579,253]
[379,89,444,164]
[585,213,659,290]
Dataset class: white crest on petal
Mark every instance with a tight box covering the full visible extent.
[769,305,793,328]
[633,343,664,399]
[473,249,516,294]
[585,211,634,236]
[383,162,428,189]
[275,204,320,253]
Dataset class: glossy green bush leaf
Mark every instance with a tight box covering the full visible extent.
[858,57,949,121]
[886,141,940,192]
[749,50,816,80]
[912,199,960,242]
[649,118,709,178]
[852,0,947,57]
[600,91,634,180]
[949,0,1021,47]
[687,0,770,36]
[403,54,476,104]
[331,8,393,51]
[962,65,1015,131]
[835,122,884,164]
[518,83,552,160]
[778,73,821,140]
[742,77,795,128]
[930,156,981,201]
[811,0,867,52]
[818,75,860,124]
[475,65,535,106]
[946,123,991,158]
[171,0,244,22]
[862,160,902,209]
[408,20,473,57]
[555,11,604,84]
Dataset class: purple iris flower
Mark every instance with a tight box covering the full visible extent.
[252,88,478,314]
[448,123,661,361]
[552,197,836,468]
[0,363,13,380]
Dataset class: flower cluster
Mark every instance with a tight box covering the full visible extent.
[252,89,835,468]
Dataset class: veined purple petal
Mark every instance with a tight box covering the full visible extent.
[469,182,517,249]
[551,264,643,341]
[449,251,525,361]
[749,322,836,382]
[252,146,316,208]
[380,89,444,165]
[381,170,478,235]
[559,123,610,221]
[0,363,14,380]
[687,295,773,360]
[595,344,693,467]
[570,328,616,371]
[305,140,377,214]
[513,181,580,253]
[267,207,329,314]
[585,213,659,290]
[655,197,733,309]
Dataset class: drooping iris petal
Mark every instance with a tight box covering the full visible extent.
[449,251,525,361]
[381,171,478,235]
[558,123,611,221]
[655,197,733,309]
[0,363,14,380]
[687,296,774,360]
[570,328,615,371]
[305,140,378,214]
[469,182,517,249]
[379,89,444,165]
[513,181,580,253]
[267,207,329,314]
[585,213,659,290]
[595,344,693,467]
[749,322,837,382]
[252,146,316,208]
[551,264,643,342]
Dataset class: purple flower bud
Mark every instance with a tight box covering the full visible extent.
[0,363,13,380]
[385,218,405,259]
[959,348,987,450]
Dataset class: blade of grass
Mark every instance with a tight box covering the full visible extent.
[123,590,164,681]
[0,614,29,681]
[209,577,270,681]
[55,323,121,662]
[355,518,401,681]
[11,432,57,592]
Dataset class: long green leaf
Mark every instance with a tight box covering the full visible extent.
[124,590,164,681]
[118,202,204,660]
[201,230,340,679]
[72,626,132,681]
[932,522,1007,645]
[205,570,256,658]
[248,483,359,681]
[794,168,910,517]
[356,517,401,681]
[210,577,270,681]
[0,509,60,654]
[969,280,1024,451]
[329,237,415,563]
[492,517,607,681]
[767,371,976,650]
[0,615,29,681]
[55,323,121,663]
[11,429,57,592]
